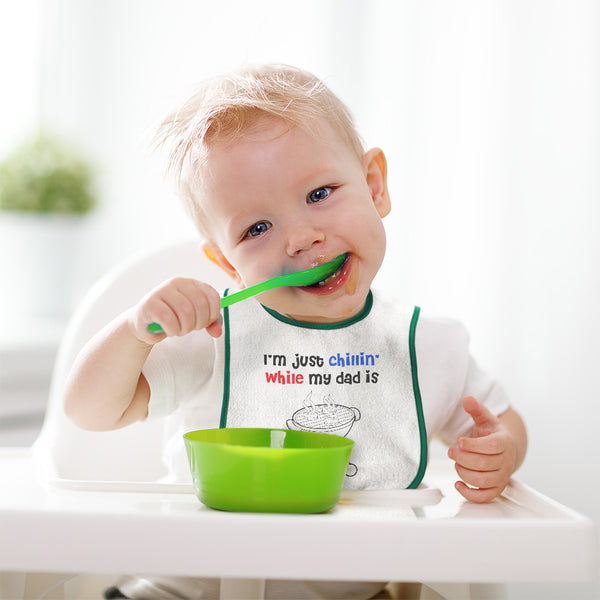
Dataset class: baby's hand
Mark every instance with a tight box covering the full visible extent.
[129,277,222,344]
[447,396,517,503]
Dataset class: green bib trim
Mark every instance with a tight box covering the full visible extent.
[219,290,232,428]
[261,290,373,329]
[407,306,427,489]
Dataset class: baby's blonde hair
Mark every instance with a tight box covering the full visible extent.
[155,64,364,238]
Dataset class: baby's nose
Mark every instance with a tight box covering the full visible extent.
[285,220,325,255]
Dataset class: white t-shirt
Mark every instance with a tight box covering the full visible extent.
[143,289,510,483]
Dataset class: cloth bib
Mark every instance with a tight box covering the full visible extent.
[221,291,427,490]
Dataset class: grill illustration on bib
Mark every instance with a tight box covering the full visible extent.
[286,392,360,477]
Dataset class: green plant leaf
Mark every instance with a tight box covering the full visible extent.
[0,131,97,214]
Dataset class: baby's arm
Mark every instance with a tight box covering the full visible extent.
[447,396,528,503]
[63,277,222,431]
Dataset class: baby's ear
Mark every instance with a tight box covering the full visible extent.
[363,148,391,218]
[202,243,243,286]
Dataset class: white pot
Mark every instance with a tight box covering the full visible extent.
[0,212,85,320]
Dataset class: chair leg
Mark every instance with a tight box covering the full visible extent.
[0,572,26,600]
[421,582,507,600]
[63,573,118,599]
[22,572,76,599]
[220,577,266,600]
[421,582,470,599]
[469,583,506,599]
[387,582,423,599]
[0,572,108,600]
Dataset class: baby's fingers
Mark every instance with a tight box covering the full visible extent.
[151,289,196,335]
[453,462,503,492]
[133,278,221,341]
[457,431,507,455]
[448,441,513,503]
[164,279,221,334]
[448,445,504,472]
[455,481,503,504]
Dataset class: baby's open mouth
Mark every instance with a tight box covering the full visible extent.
[308,253,349,288]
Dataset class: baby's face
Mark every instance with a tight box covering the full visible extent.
[200,117,388,323]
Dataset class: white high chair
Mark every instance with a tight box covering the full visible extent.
[1,239,596,600]
[33,238,231,487]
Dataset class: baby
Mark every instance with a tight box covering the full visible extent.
[64,64,527,600]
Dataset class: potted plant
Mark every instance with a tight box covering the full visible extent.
[0,131,98,320]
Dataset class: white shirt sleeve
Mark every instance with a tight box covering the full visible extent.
[415,313,511,446]
[142,329,217,419]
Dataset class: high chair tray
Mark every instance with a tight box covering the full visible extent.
[0,449,595,584]
[46,478,193,493]
[46,475,443,505]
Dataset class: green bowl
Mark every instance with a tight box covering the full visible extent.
[183,428,354,513]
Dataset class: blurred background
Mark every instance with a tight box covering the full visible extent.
[0,1,598,598]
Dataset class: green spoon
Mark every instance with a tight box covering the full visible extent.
[148,253,347,334]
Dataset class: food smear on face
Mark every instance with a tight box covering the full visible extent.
[344,261,358,296]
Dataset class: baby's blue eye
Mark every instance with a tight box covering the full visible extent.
[308,187,332,203]
[246,221,272,238]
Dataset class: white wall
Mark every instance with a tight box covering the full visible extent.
[0,1,42,156]
[3,1,598,597]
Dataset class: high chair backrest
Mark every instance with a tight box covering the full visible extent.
[33,239,232,483]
